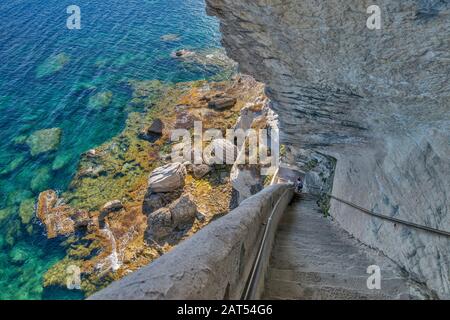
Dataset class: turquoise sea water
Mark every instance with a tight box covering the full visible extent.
[0,0,223,299]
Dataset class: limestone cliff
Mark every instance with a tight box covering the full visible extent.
[206,0,450,298]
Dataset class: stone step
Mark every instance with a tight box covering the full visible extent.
[266,268,410,297]
[264,279,392,300]
[262,197,423,300]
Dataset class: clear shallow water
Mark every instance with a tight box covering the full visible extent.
[0,0,222,299]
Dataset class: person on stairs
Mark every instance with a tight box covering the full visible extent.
[295,176,303,194]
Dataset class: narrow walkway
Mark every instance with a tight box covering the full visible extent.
[262,194,426,300]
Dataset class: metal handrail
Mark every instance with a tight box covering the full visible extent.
[328,194,450,238]
[307,185,450,238]
[241,187,293,300]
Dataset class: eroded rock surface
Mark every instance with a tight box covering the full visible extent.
[206,0,450,297]
[148,163,187,193]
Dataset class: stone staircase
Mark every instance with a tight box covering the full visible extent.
[262,194,428,300]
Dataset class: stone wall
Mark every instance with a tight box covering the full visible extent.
[89,184,293,299]
[205,0,450,298]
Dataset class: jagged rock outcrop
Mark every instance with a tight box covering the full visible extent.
[206,0,450,298]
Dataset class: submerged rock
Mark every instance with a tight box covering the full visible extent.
[0,207,15,224]
[161,34,181,42]
[148,162,186,193]
[0,155,26,177]
[145,194,197,242]
[19,198,35,224]
[51,154,72,171]
[36,53,70,78]
[30,167,52,193]
[88,91,113,109]
[26,128,62,156]
[9,245,30,265]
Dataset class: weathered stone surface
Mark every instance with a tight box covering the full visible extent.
[206,0,450,298]
[175,111,198,129]
[102,200,123,213]
[192,164,211,179]
[230,165,263,205]
[147,118,164,135]
[26,128,62,156]
[89,184,293,300]
[142,191,182,215]
[37,190,89,238]
[203,138,237,165]
[208,97,237,110]
[145,194,197,242]
[139,119,164,142]
[148,162,186,193]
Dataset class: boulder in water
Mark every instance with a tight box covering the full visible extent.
[26,128,62,156]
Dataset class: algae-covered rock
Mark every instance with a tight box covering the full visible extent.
[0,155,26,177]
[0,206,15,223]
[36,53,70,78]
[9,245,30,265]
[26,128,62,156]
[31,167,52,193]
[37,190,90,239]
[6,189,33,206]
[88,91,113,109]
[52,153,72,171]
[19,198,35,224]
[12,135,28,146]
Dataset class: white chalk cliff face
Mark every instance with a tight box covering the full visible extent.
[206,0,450,298]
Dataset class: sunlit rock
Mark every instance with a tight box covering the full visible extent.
[148,162,186,193]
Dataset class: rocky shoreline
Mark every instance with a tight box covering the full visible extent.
[35,74,275,296]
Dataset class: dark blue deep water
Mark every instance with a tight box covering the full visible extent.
[0,0,222,299]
